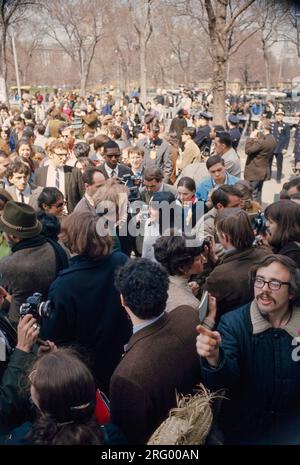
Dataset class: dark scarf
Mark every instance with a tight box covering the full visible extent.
[11,234,69,274]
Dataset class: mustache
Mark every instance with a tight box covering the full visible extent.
[257,293,276,304]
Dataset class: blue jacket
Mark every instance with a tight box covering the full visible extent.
[200,303,300,444]
[196,173,239,202]
[41,251,132,395]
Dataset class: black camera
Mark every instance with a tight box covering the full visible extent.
[19,292,52,319]
[121,174,141,201]
[252,211,267,235]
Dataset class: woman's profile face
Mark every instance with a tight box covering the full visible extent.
[187,254,206,276]
[265,217,277,242]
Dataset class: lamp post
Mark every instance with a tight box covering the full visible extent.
[11,31,21,107]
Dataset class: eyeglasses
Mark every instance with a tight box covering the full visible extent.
[53,152,67,158]
[254,277,290,291]
[55,202,65,208]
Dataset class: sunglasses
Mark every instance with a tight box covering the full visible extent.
[55,202,65,208]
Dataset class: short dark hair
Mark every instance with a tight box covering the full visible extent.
[143,167,164,182]
[177,176,196,192]
[216,131,232,148]
[6,160,30,179]
[38,187,63,210]
[73,142,90,158]
[183,127,196,139]
[82,166,103,185]
[206,155,225,170]
[211,185,241,208]
[36,124,46,135]
[154,234,203,276]
[37,211,61,241]
[93,135,110,151]
[250,254,300,300]
[103,140,120,155]
[285,177,300,193]
[114,258,169,318]
[23,126,34,138]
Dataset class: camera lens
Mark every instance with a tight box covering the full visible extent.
[39,300,52,318]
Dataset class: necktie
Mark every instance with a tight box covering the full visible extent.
[111,170,116,178]
[20,192,25,203]
[55,168,60,189]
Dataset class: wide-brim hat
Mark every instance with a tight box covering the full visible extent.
[0,201,42,238]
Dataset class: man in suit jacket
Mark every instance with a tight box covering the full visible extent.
[177,126,201,172]
[98,139,132,180]
[5,160,43,210]
[73,166,106,215]
[137,121,172,183]
[110,259,201,444]
[34,139,84,213]
[139,166,176,205]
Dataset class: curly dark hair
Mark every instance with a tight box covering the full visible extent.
[114,258,169,318]
[153,235,203,276]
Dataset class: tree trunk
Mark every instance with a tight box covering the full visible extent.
[140,36,147,104]
[208,0,228,127]
[0,31,9,106]
[263,45,271,100]
[80,72,88,97]
[213,58,226,126]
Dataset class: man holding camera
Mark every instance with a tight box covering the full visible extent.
[0,201,68,324]
[244,120,276,203]
[197,255,300,444]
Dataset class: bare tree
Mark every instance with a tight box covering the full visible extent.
[171,0,258,124]
[281,3,300,59]
[128,0,153,104]
[252,1,289,100]
[42,0,107,96]
[0,0,38,104]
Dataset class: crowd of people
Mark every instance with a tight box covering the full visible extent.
[0,88,299,446]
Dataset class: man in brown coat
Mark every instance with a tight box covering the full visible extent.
[244,120,276,203]
[110,258,201,444]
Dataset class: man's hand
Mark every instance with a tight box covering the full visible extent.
[16,314,39,353]
[37,340,57,355]
[196,324,221,367]
[282,149,287,155]
[188,281,200,296]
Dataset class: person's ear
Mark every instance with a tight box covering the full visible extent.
[42,203,49,212]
